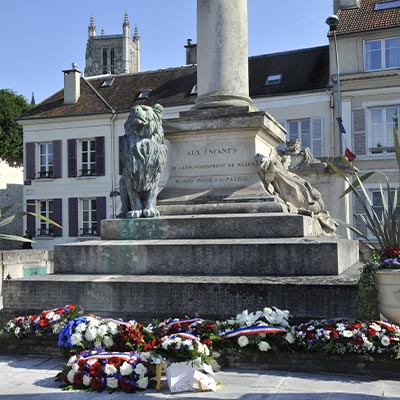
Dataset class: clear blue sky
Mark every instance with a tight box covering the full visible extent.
[0,0,333,104]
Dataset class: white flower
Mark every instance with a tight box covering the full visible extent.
[83,375,91,386]
[47,312,55,320]
[107,322,119,335]
[53,314,61,321]
[236,310,263,327]
[71,363,80,373]
[134,363,148,377]
[336,323,346,331]
[120,361,134,376]
[97,324,108,337]
[67,355,77,366]
[381,336,391,346]
[94,340,102,349]
[75,323,86,333]
[285,332,295,344]
[237,335,249,347]
[137,376,149,389]
[183,339,194,349]
[104,364,117,375]
[106,377,119,389]
[103,336,114,348]
[67,369,75,383]
[14,327,21,337]
[342,330,353,338]
[70,333,82,346]
[87,317,100,327]
[258,341,271,352]
[84,325,97,342]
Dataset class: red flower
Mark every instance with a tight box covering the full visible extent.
[28,315,38,322]
[203,339,212,346]
[306,331,314,339]
[55,308,65,315]
[39,318,50,328]
[348,323,363,330]
[324,324,333,330]
[352,337,363,345]
[89,362,103,377]
[300,324,308,332]
[119,376,136,393]
[204,323,215,330]
[108,357,121,368]
[67,304,76,310]
[77,358,86,370]
[330,330,339,338]
[390,339,397,346]
[90,376,104,392]
[73,372,84,387]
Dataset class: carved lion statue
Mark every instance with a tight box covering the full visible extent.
[119,104,168,218]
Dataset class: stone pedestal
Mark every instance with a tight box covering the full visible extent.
[161,108,286,208]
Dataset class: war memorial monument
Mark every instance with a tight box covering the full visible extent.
[0,0,360,323]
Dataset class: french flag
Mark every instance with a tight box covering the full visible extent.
[337,117,356,161]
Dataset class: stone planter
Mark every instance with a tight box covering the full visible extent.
[375,269,400,324]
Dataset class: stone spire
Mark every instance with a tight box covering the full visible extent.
[133,24,140,41]
[123,12,130,37]
[88,15,96,38]
[194,0,254,111]
[30,92,36,106]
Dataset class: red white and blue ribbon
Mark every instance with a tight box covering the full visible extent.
[164,332,199,341]
[167,318,204,327]
[221,325,288,338]
[79,351,138,363]
[374,320,397,332]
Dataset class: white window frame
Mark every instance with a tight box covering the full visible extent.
[79,138,96,176]
[364,36,400,72]
[38,142,53,178]
[38,199,53,236]
[286,117,323,157]
[367,105,399,156]
[80,198,97,236]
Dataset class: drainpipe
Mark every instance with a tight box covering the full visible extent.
[110,111,117,218]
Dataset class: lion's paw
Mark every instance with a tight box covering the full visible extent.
[128,210,143,218]
[143,208,159,218]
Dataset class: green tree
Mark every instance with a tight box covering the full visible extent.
[0,89,32,166]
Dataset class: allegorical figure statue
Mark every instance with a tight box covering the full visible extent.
[119,104,168,218]
[256,148,338,236]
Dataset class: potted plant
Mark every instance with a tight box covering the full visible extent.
[329,125,400,323]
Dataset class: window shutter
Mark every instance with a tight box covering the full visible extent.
[68,197,79,237]
[95,136,105,176]
[352,109,366,156]
[25,142,36,180]
[52,198,63,237]
[96,196,107,236]
[53,140,62,178]
[68,139,77,177]
[26,200,36,237]
[311,117,323,157]
[119,136,123,175]
[353,190,368,238]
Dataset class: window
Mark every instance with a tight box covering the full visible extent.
[265,74,282,86]
[368,106,399,154]
[137,90,151,99]
[38,200,53,236]
[102,48,108,74]
[39,143,53,178]
[287,118,323,157]
[110,48,115,75]
[81,198,97,236]
[190,84,198,95]
[101,78,114,87]
[365,37,400,71]
[80,139,96,176]
[374,0,400,10]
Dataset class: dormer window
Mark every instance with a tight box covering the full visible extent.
[101,78,115,88]
[265,74,282,86]
[190,84,198,95]
[137,90,151,99]
[374,0,400,10]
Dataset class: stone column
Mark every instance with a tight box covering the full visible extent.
[194,0,254,110]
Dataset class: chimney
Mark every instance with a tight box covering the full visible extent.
[333,0,360,14]
[184,39,197,65]
[63,63,81,104]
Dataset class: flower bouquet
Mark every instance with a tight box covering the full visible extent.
[2,304,81,340]
[218,307,290,352]
[288,318,400,359]
[61,350,149,393]
[154,332,215,393]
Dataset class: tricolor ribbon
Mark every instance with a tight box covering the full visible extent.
[220,325,288,338]
[167,318,204,327]
[374,320,397,332]
[79,351,138,363]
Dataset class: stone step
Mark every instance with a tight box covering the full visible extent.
[54,237,359,276]
[0,265,360,324]
[101,213,316,240]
